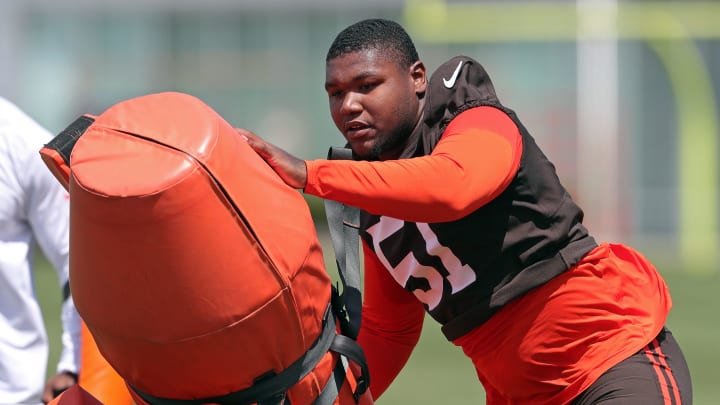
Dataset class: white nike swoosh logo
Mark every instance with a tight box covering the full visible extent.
[442,60,464,89]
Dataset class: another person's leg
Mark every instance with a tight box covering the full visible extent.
[572,327,692,404]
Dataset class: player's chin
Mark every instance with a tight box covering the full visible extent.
[347,141,376,161]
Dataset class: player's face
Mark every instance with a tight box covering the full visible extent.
[325,49,426,161]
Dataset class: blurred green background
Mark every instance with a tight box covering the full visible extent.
[3,0,718,270]
[11,0,718,403]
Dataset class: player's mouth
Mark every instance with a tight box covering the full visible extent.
[344,121,373,140]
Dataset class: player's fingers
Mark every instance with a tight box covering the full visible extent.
[41,377,73,404]
[235,128,306,188]
[41,386,54,404]
[237,128,272,157]
[236,127,257,141]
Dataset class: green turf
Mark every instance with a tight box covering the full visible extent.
[35,252,719,404]
[34,252,64,380]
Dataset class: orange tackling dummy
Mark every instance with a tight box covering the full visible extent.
[42,92,372,405]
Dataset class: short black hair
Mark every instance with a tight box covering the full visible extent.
[326,18,419,69]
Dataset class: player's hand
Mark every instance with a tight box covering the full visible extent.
[42,371,78,403]
[237,128,308,189]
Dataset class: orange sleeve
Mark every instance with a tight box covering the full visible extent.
[305,106,522,222]
[357,240,425,399]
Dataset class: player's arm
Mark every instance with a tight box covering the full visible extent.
[357,240,425,399]
[305,106,522,222]
[25,149,81,399]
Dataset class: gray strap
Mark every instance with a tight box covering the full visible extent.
[324,147,362,340]
[313,334,370,405]
[312,354,343,405]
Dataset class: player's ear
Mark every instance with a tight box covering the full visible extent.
[410,60,427,95]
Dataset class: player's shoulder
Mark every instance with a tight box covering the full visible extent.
[428,56,488,88]
[425,55,501,116]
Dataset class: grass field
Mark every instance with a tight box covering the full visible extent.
[35,250,719,404]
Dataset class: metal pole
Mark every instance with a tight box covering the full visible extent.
[576,0,620,243]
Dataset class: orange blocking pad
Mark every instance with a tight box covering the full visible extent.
[43,92,370,404]
[78,322,134,405]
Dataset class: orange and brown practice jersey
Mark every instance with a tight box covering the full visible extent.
[304,56,671,403]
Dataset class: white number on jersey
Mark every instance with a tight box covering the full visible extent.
[366,217,476,310]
